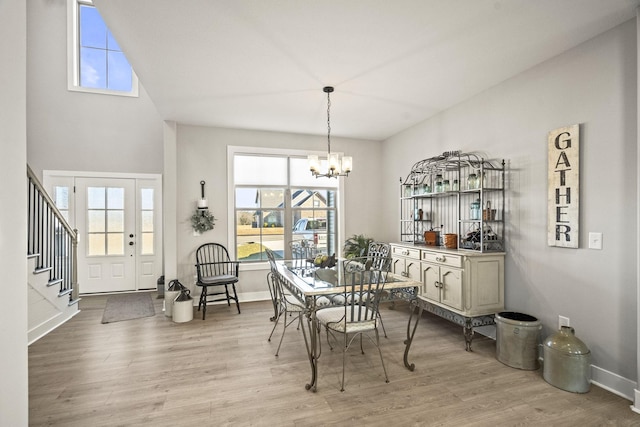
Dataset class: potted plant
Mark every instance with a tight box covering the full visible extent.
[343,234,373,258]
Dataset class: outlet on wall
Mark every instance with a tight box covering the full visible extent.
[559,315,570,329]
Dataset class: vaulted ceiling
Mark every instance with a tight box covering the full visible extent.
[94,0,639,141]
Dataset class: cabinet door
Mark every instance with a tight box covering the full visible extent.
[421,262,440,300]
[406,258,420,281]
[392,257,404,276]
[440,267,463,310]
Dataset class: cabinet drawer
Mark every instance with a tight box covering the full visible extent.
[392,246,421,260]
[421,251,462,268]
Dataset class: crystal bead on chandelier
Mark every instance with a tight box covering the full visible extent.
[308,86,352,178]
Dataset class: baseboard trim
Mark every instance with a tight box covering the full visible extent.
[28,308,81,345]
[590,365,636,402]
[632,389,640,414]
[181,291,273,308]
[238,291,272,302]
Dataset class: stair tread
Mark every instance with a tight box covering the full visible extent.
[47,278,64,287]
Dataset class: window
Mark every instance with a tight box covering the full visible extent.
[67,0,139,96]
[232,152,340,263]
[86,186,125,256]
[53,186,70,222]
[140,188,155,255]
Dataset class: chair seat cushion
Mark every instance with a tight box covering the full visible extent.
[316,306,377,333]
[199,274,238,285]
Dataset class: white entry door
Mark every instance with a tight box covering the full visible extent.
[76,178,136,293]
[45,172,163,294]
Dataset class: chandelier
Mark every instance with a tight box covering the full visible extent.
[308,86,352,178]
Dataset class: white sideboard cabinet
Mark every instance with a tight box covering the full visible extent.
[393,150,507,369]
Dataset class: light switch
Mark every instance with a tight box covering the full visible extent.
[588,232,602,250]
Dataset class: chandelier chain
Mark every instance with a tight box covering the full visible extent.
[326,90,331,154]
[308,85,350,178]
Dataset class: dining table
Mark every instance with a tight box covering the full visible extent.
[274,259,421,392]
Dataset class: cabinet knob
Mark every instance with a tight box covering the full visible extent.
[436,256,446,262]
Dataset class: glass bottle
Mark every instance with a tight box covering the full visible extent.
[443,179,450,192]
[435,174,443,193]
[467,173,478,190]
[452,179,459,191]
[470,198,481,220]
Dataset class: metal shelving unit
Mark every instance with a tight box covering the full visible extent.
[400,151,505,252]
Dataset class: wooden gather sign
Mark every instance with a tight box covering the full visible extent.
[548,124,579,248]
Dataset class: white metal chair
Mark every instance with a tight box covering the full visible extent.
[316,257,389,391]
[366,242,392,337]
[367,241,391,271]
[289,239,317,271]
[265,247,305,356]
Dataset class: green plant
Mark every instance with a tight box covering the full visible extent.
[191,209,216,233]
[343,234,373,258]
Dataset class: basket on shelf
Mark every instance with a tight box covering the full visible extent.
[444,233,458,249]
[424,231,439,246]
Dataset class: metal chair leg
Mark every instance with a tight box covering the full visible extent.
[378,312,388,338]
[268,304,284,342]
[375,328,389,384]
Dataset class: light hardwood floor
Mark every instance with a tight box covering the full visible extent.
[29,294,637,426]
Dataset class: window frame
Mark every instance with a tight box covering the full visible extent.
[227,146,346,271]
[66,0,139,97]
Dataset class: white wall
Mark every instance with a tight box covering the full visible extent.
[382,19,638,394]
[174,125,383,297]
[26,0,164,179]
[0,1,28,425]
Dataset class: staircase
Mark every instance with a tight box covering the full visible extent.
[27,166,80,344]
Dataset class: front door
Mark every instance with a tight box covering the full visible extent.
[76,178,136,293]
[45,172,163,294]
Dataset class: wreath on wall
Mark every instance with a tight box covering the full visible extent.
[191,209,216,233]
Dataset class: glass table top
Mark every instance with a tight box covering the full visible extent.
[282,259,401,289]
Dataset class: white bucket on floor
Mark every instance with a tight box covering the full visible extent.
[172,299,194,323]
[172,289,194,323]
[164,290,180,317]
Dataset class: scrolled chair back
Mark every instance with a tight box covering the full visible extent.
[289,239,317,270]
[366,241,391,272]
